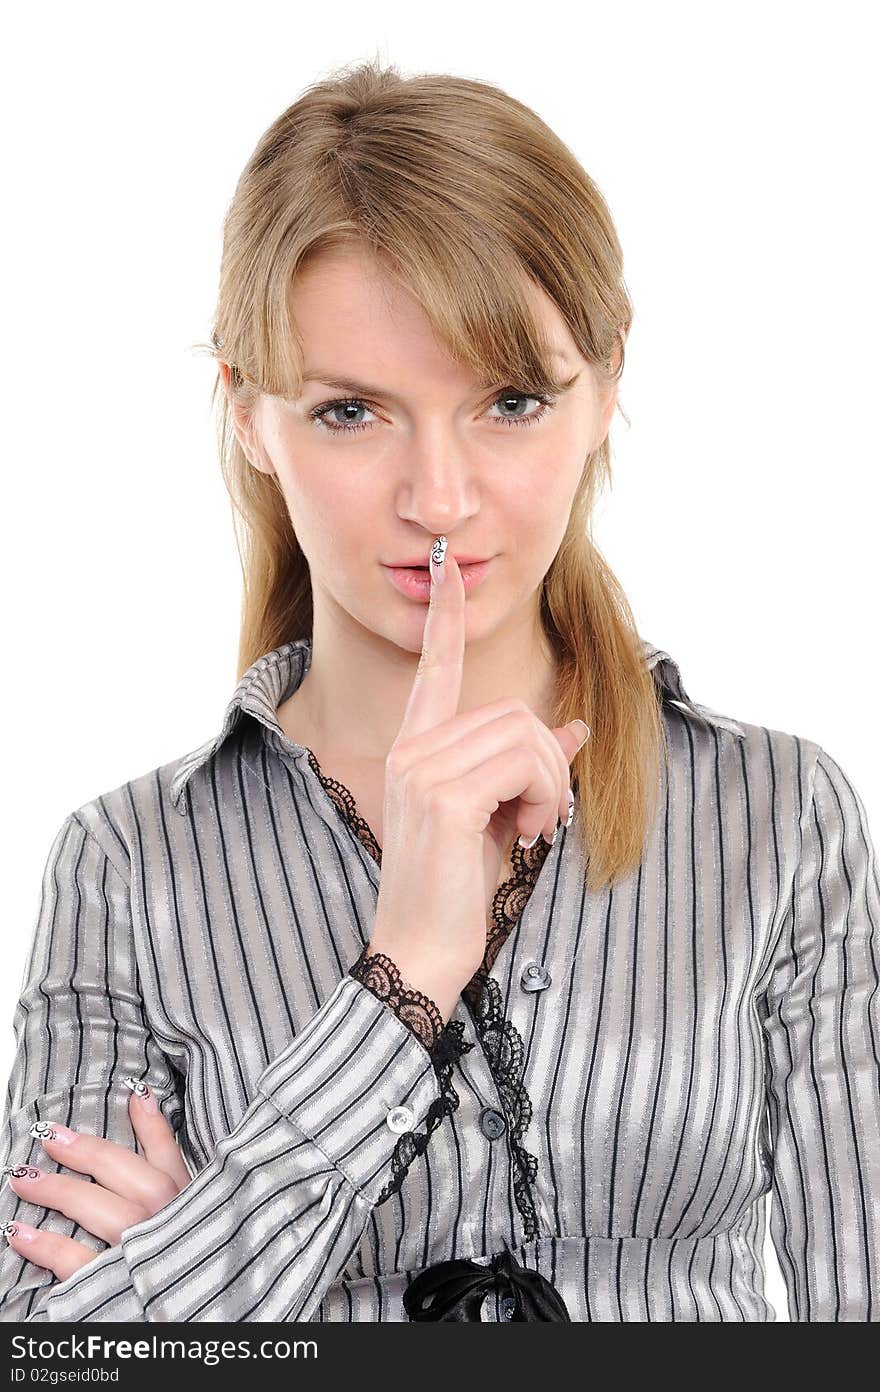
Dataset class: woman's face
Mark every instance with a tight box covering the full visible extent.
[223,244,618,653]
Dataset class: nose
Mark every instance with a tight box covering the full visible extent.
[394,439,480,532]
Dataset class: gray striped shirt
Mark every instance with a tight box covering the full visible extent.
[1,637,878,1320]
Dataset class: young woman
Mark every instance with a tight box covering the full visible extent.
[1,60,877,1323]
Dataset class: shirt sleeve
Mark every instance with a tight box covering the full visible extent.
[758,743,880,1321]
[0,812,468,1322]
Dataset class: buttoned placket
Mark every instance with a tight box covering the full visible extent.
[256,704,561,1317]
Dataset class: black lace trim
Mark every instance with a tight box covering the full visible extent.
[454,836,550,1243]
[306,748,382,863]
[309,741,553,1237]
[463,968,541,1242]
[346,942,476,1205]
[474,834,552,984]
[373,1018,475,1206]
[347,944,445,1056]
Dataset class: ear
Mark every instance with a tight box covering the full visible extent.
[218,362,275,476]
[591,372,620,453]
[601,375,619,433]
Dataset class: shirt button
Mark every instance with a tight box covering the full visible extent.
[520,961,551,993]
[386,1105,414,1133]
[500,1295,517,1320]
[479,1106,507,1139]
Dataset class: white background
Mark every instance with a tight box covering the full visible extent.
[2,0,877,1321]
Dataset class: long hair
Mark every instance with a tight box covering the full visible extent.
[194,57,669,892]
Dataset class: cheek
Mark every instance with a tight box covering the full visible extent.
[272,443,367,535]
[505,449,580,521]
[296,478,383,574]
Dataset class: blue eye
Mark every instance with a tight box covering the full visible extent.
[309,389,557,436]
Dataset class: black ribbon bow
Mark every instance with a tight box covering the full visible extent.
[403,1248,571,1321]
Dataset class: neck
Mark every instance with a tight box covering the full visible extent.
[282,595,560,763]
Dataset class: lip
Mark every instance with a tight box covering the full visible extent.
[383,557,494,602]
[385,554,490,567]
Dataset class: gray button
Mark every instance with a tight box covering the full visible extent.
[479,1106,507,1139]
[500,1295,517,1320]
[520,961,551,993]
[386,1105,414,1133]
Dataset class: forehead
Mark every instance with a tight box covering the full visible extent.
[288,244,580,379]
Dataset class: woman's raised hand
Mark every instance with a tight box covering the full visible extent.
[368,537,589,1020]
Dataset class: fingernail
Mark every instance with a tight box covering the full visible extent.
[568,719,590,750]
[30,1121,76,1146]
[518,832,541,849]
[2,1220,38,1244]
[120,1076,160,1113]
[2,1165,44,1186]
[565,787,575,828]
[429,534,447,585]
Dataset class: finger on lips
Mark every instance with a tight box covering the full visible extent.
[418,537,585,846]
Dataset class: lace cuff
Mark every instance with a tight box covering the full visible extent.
[347,945,447,1055]
[347,945,475,1207]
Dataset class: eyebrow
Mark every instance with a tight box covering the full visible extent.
[300,350,579,401]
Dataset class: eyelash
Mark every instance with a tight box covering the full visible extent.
[308,389,558,436]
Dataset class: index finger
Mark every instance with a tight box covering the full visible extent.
[395,534,466,744]
[32,1119,181,1208]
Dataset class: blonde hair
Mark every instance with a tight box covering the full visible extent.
[195,57,669,892]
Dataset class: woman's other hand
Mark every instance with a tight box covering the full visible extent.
[1,1079,189,1281]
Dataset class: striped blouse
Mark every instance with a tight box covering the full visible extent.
[1,636,878,1321]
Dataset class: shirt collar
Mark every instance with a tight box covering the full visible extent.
[169,636,745,816]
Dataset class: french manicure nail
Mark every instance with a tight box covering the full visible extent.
[566,787,575,828]
[517,832,541,849]
[569,719,590,750]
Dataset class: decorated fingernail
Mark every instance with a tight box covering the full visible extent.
[2,1220,38,1243]
[429,534,447,585]
[2,1165,43,1185]
[565,787,574,828]
[30,1121,76,1146]
[120,1076,159,1114]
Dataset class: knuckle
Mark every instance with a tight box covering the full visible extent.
[155,1173,180,1206]
[507,708,535,745]
[396,766,423,808]
[421,780,448,816]
[384,744,408,780]
[40,1229,65,1261]
[423,781,462,826]
[509,702,533,731]
[112,1204,148,1240]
